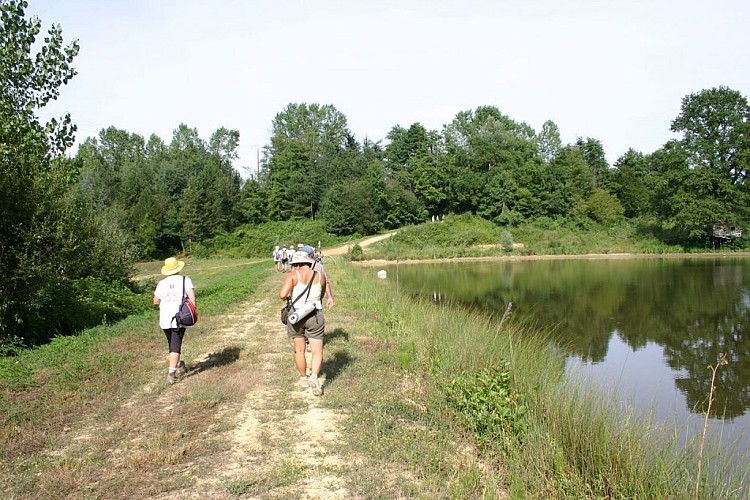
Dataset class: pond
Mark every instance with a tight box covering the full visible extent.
[380,256,750,457]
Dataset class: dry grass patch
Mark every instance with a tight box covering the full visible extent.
[128,430,197,466]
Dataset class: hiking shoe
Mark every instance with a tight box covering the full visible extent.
[298,375,309,390]
[166,372,177,385]
[308,374,323,396]
[176,360,187,377]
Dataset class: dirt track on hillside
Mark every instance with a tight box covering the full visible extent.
[322,232,396,256]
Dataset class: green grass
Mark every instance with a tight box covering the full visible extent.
[0,260,272,465]
[3,255,747,498]
[193,219,352,258]
[364,215,749,261]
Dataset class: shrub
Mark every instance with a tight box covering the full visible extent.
[205,220,348,258]
[585,189,625,226]
[500,230,514,251]
[23,278,153,345]
[348,243,364,261]
[447,366,527,451]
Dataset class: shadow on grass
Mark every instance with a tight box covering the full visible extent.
[186,346,241,377]
[327,327,350,342]
[324,349,353,385]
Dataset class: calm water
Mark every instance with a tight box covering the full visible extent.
[382,257,750,455]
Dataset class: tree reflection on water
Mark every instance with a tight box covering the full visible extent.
[390,258,750,420]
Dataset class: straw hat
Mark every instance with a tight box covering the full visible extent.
[290,251,314,265]
[161,257,185,275]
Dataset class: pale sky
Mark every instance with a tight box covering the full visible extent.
[27,0,750,177]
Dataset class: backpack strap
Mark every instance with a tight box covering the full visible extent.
[173,275,187,327]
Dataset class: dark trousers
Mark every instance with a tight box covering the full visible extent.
[163,327,186,354]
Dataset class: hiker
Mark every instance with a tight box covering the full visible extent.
[273,245,281,272]
[279,251,328,396]
[280,246,289,272]
[303,244,334,309]
[153,257,196,385]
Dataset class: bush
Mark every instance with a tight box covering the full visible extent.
[495,209,525,226]
[500,230,514,251]
[447,366,527,451]
[348,243,364,261]
[24,278,153,346]
[585,189,625,226]
[387,213,499,247]
[205,220,348,258]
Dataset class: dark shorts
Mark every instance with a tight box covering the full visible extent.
[163,327,186,353]
[286,309,325,340]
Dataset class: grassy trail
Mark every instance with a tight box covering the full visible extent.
[146,272,351,498]
[2,260,489,498]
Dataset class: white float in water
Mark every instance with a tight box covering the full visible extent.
[377,270,387,279]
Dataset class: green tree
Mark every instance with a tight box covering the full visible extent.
[661,166,733,241]
[238,174,269,225]
[536,120,562,163]
[318,180,382,235]
[384,123,446,216]
[655,87,750,241]
[265,140,312,220]
[545,146,594,219]
[671,86,750,183]
[1,0,79,342]
[263,103,350,221]
[442,106,540,221]
[575,137,610,188]
[1,1,135,345]
[584,188,625,225]
[610,149,651,218]
[385,123,436,172]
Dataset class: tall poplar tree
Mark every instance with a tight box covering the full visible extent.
[264,103,349,221]
[1,1,133,345]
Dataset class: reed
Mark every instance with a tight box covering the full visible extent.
[695,353,729,499]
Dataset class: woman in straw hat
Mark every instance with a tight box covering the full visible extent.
[279,250,328,396]
[153,257,196,385]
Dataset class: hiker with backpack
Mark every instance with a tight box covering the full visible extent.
[279,250,328,396]
[153,257,196,385]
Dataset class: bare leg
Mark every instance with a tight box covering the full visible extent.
[308,338,324,377]
[169,351,180,369]
[292,337,307,376]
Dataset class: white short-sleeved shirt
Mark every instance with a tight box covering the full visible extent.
[154,274,195,329]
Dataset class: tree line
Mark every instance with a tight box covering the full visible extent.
[2,0,749,348]
[72,87,750,260]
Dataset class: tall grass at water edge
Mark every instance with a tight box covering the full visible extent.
[348,263,747,497]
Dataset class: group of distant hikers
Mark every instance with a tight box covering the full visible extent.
[152,241,334,396]
[273,243,320,273]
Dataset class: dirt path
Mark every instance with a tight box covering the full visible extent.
[4,255,511,498]
[150,276,350,499]
[38,274,353,498]
[323,232,396,256]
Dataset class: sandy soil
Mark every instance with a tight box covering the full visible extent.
[322,232,397,256]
